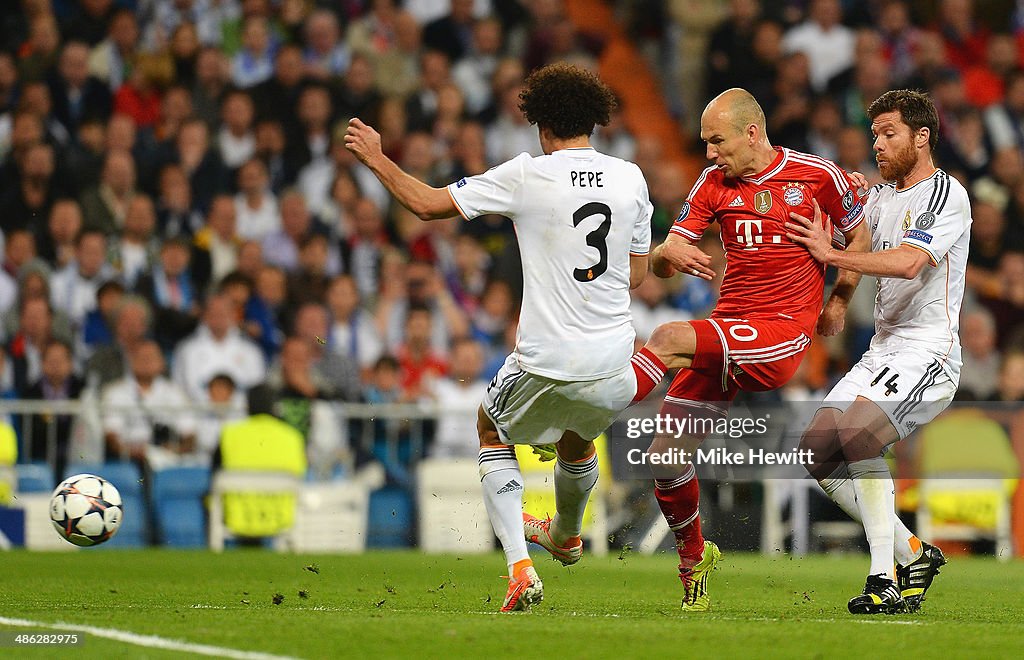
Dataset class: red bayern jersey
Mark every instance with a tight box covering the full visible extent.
[670,147,864,333]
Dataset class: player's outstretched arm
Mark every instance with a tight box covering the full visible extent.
[651,234,715,280]
[345,118,458,221]
[785,200,929,279]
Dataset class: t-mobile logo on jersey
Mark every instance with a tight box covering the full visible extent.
[736,217,783,250]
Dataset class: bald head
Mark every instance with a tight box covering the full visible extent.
[704,88,766,134]
[700,88,774,178]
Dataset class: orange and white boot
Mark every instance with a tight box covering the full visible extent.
[523,513,583,566]
[501,559,544,612]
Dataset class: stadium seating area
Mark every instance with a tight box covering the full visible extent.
[1,0,1024,554]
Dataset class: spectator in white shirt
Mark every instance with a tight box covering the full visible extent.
[173,292,266,402]
[110,195,159,288]
[326,274,383,374]
[50,229,116,330]
[782,0,854,93]
[429,338,489,458]
[234,158,281,241]
[217,89,257,169]
[102,339,197,464]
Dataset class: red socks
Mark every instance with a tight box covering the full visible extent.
[654,466,704,566]
[631,347,667,403]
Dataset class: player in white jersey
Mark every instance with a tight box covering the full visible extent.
[786,90,969,614]
[345,63,652,612]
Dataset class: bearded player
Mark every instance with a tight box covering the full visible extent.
[627,88,869,611]
[345,63,653,612]
[786,89,969,614]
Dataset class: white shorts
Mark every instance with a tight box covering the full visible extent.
[821,344,957,440]
[481,354,638,446]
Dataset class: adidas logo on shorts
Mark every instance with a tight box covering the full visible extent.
[497,480,523,494]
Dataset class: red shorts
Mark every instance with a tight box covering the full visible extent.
[663,315,812,418]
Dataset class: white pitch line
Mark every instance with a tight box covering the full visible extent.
[0,616,301,660]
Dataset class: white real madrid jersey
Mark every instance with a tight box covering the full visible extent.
[863,169,971,379]
[448,148,653,381]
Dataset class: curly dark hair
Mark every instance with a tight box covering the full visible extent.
[518,63,617,140]
[867,89,940,151]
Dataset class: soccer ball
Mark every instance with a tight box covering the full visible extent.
[49,474,124,547]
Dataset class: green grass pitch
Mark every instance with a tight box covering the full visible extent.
[2,549,1022,658]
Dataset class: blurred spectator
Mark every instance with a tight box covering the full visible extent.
[253,118,291,193]
[836,125,879,183]
[287,233,333,308]
[263,189,315,272]
[6,296,56,396]
[39,198,84,269]
[252,44,307,132]
[406,49,452,133]
[266,336,330,438]
[383,258,469,355]
[79,148,136,235]
[334,53,381,128]
[364,9,422,99]
[88,8,139,92]
[102,339,196,465]
[990,351,1024,401]
[85,294,151,388]
[235,157,281,241]
[485,82,540,164]
[173,292,266,402]
[195,373,246,464]
[877,0,921,85]
[19,14,61,83]
[630,275,683,342]
[429,337,488,458]
[959,307,1002,400]
[363,354,405,403]
[1,228,37,279]
[984,70,1024,152]
[470,279,515,354]
[23,339,82,480]
[423,0,475,63]
[171,117,227,213]
[49,40,113,137]
[940,107,993,182]
[0,259,13,318]
[191,46,230,128]
[110,194,159,288]
[325,273,384,374]
[963,33,1018,108]
[287,83,333,176]
[705,0,763,100]
[49,228,113,330]
[244,264,287,361]
[136,237,201,352]
[81,278,124,352]
[395,305,447,400]
[288,301,361,401]
[112,52,171,130]
[647,160,688,241]
[155,163,204,238]
[302,9,351,80]
[667,0,726,131]
[217,89,256,170]
[979,251,1024,348]
[933,0,989,71]
[193,195,240,286]
[782,0,854,93]
[3,141,61,234]
[230,15,276,89]
[340,196,390,301]
[591,100,636,162]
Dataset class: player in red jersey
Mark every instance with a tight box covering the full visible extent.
[625,88,869,611]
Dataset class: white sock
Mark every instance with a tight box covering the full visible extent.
[848,457,896,579]
[479,446,529,573]
[551,452,599,544]
[819,464,923,566]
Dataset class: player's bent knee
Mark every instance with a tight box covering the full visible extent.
[556,430,594,462]
[646,321,696,368]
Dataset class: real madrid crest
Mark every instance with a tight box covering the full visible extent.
[902,210,912,231]
[782,182,805,206]
[754,190,772,214]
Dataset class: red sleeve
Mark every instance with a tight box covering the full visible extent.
[814,163,864,233]
[669,167,717,242]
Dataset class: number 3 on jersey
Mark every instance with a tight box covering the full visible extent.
[572,202,611,282]
[870,366,900,396]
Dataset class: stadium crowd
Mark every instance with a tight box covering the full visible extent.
[0,0,1022,476]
